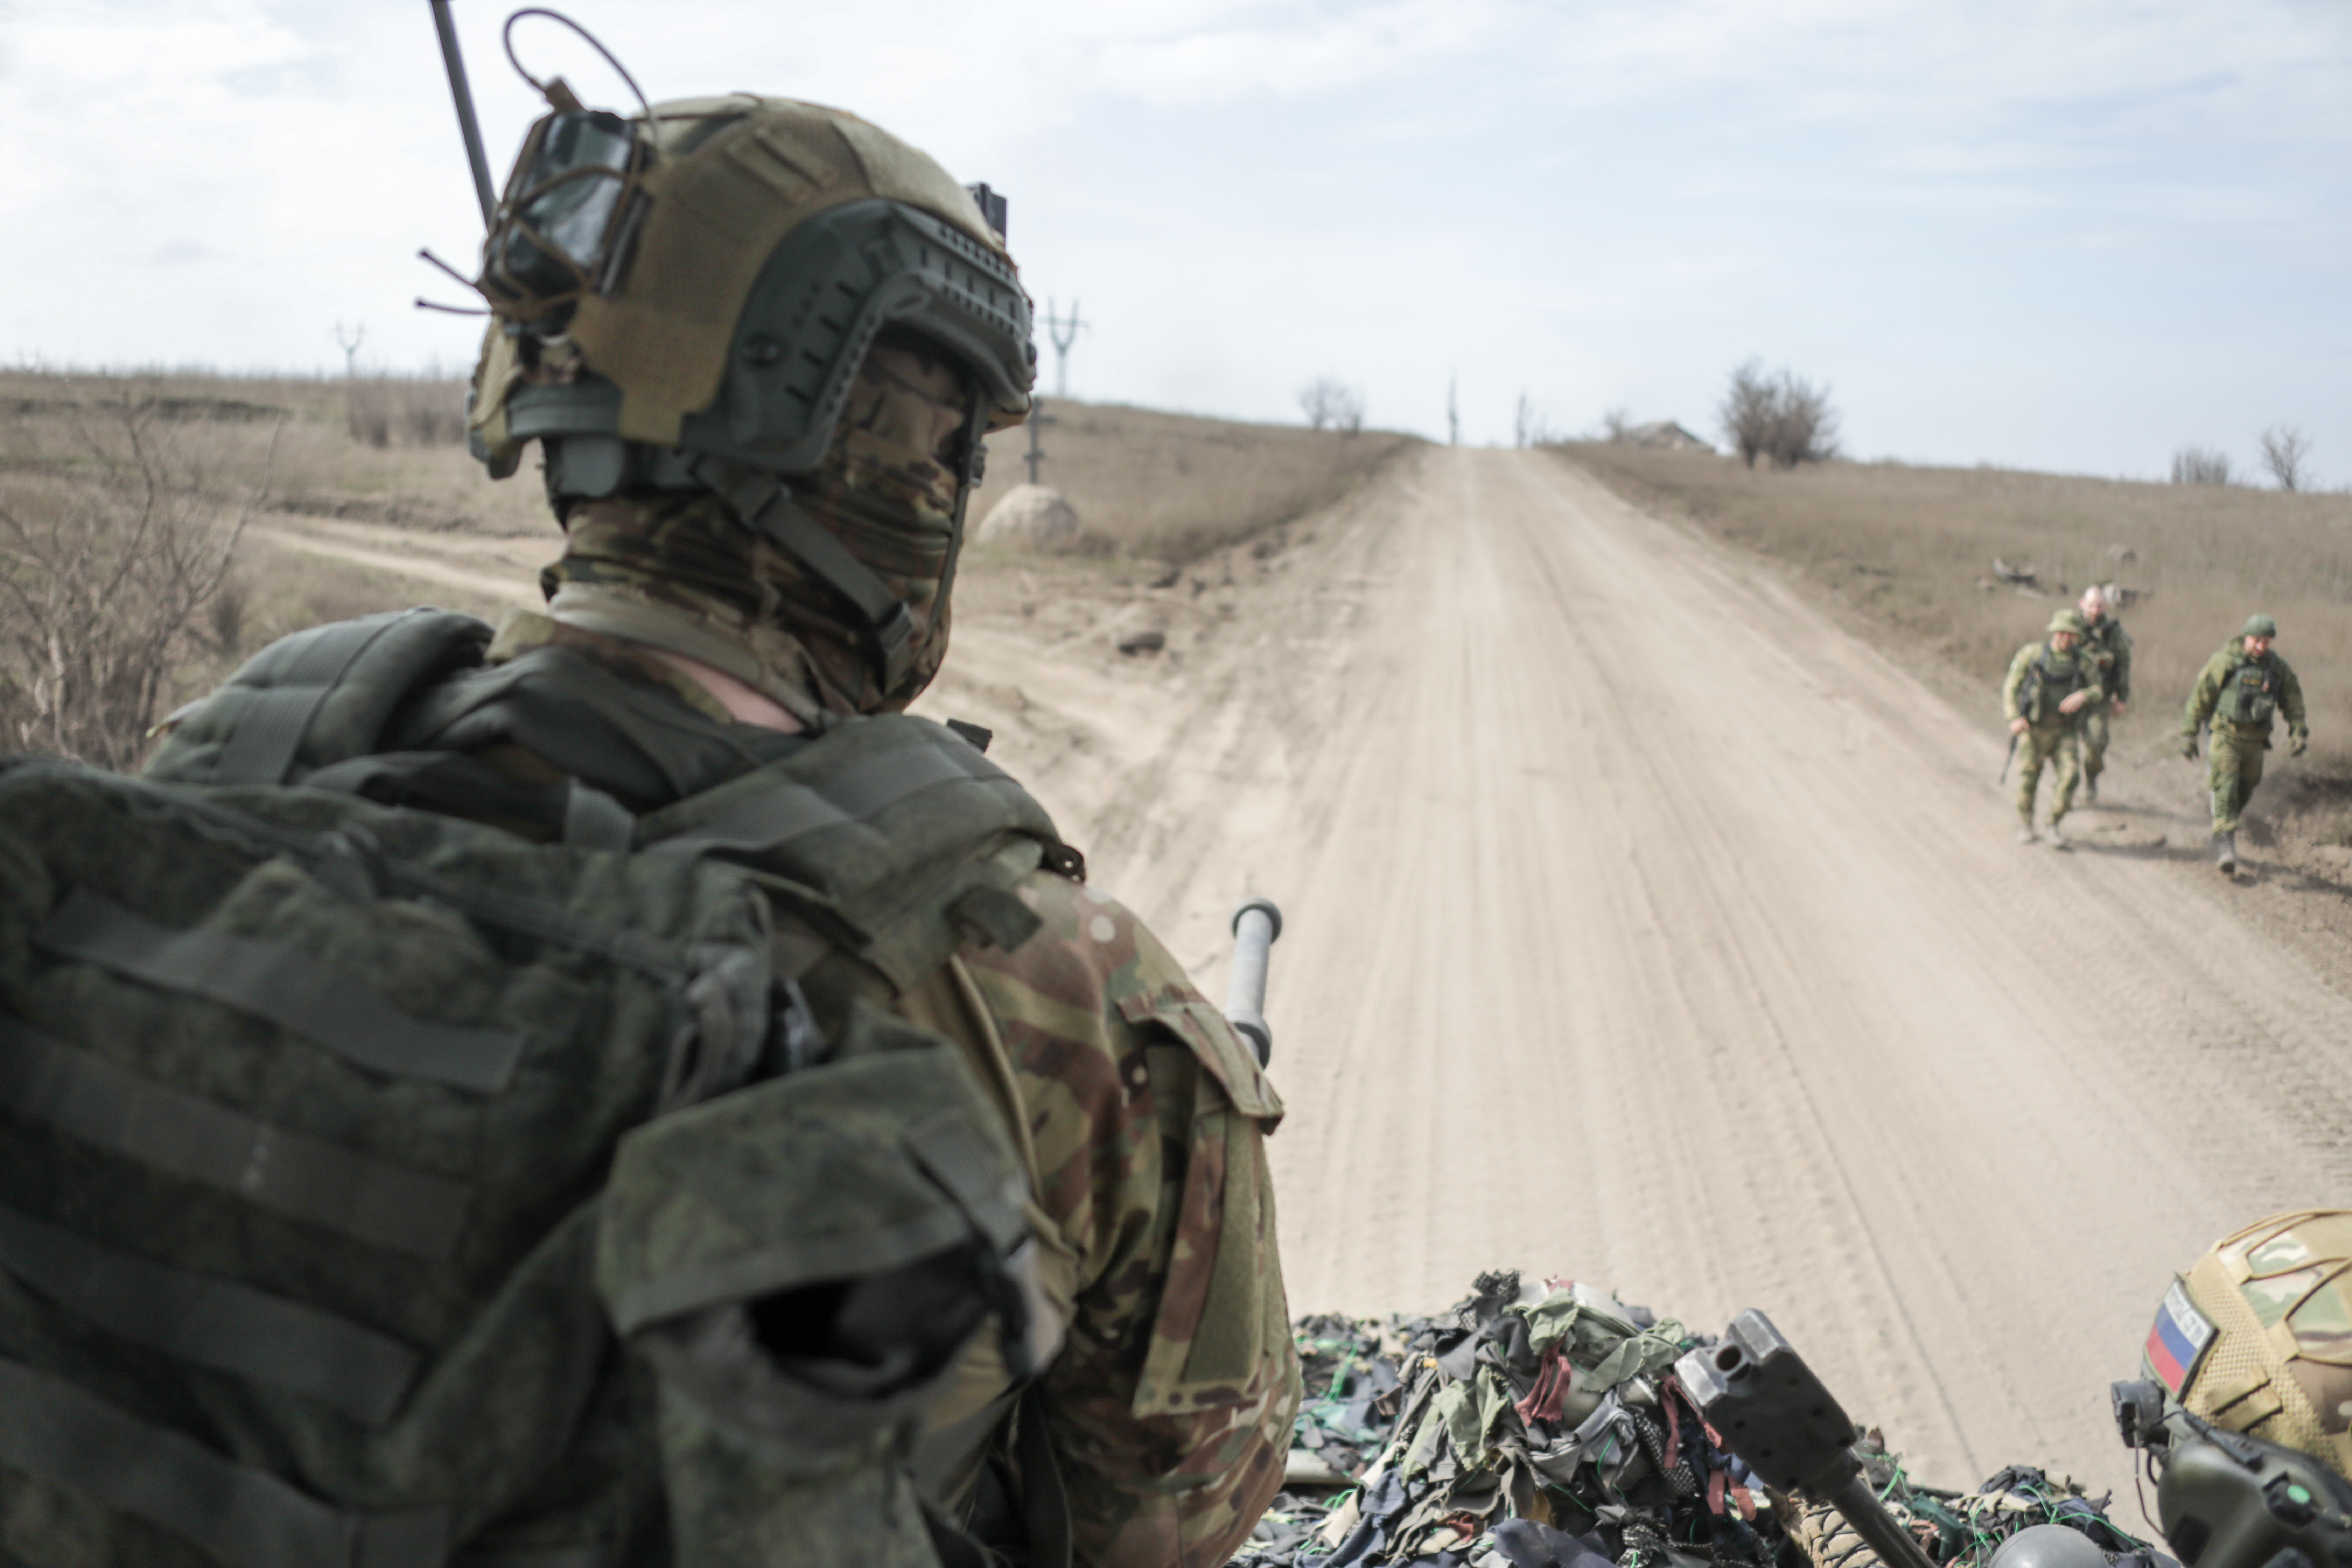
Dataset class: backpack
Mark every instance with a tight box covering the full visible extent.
[0,610,1073,1568]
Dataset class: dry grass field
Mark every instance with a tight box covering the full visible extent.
[964,397,1414,562]
[0,370,1412,764]
[1556,440,2352,852]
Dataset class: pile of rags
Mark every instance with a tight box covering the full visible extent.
[1239,1270,1778,1568]
[1236,1273,2169,1568]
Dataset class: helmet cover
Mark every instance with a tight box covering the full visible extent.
[471,94,1034,475]
[2148,1210,2352,1482]
[2243,615,2279,640]
[2049,609,2090,636]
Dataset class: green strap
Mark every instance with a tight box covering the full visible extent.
[0,1200,419,1427]
[0,1012,472,1259]
[650,727,1013,859]
[691,459,916,691]
[0,1358,449,1568]
[37,889,526,1094]
[212,613,429,787]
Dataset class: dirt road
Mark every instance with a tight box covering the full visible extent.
[269,446,2352,1500]
[938,445,2352,1502]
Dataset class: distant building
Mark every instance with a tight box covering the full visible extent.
[1624,420,1715,453]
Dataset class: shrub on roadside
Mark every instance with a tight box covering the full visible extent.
[1720,359,1841,470]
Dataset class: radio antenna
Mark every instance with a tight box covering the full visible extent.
[428,0,498,229]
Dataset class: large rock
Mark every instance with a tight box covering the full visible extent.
[976,484,1082,548]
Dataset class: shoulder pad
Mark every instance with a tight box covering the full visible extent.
[146,610,493,786]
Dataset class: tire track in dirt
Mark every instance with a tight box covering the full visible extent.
[951,444,2352,1504]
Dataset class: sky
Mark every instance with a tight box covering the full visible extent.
[0,0,2346,481]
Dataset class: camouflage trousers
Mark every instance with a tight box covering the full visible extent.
[2209,724,2268,832]
[2014,722,2081,823]
[2078,706,2112,782]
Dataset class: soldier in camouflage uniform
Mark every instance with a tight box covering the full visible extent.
[2073,586,2131,803]
[2182,614,2307,874]
[2003,608,2106,848]
[131,97,1296,1566]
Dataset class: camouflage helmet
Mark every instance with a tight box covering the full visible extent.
[2049,609,2090,636]
[2243,615,2279,640]
[467,92,1035,488]
[2142,1210,2352,1481]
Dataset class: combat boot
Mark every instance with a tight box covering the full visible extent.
[2046,818,2070,849]
[2082,775,2099,803]
[2214,831,2238,874]
[2017,816,2039,845]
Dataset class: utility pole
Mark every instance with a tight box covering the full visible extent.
[335,321,366,379]
[1447,373,1460,447]
[1043,299,1088,399]
[1024,397,1058,485]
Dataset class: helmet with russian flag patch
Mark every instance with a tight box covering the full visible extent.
[2150,1210,2352,1482]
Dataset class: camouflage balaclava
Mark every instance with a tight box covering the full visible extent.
[538,330,975,721]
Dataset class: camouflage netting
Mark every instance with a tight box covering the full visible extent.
[1234,1272,2173,1568]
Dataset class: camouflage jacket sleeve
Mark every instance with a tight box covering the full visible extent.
[2002,644,2037,723]
[957,872,1301,1568]
[2185,647,2233,735]
[2279,656,2308,735]
[2108,624,2133,703]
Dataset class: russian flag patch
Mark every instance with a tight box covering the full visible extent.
[2145,1280,2216,1394]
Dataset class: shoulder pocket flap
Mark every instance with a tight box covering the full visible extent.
[597,1032,1022,1335]
[1115,994,1283,1125]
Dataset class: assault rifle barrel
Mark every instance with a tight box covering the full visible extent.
[1224,897,1282,1068]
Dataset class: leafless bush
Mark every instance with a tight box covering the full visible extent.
[0,397,276,769]
[2170,445,2233,486]
[345,374,468,449]
[1298,377,1365,435]
[1719,359,1841,469]
[2259,425,2313,492]
[1512,393,1561,448]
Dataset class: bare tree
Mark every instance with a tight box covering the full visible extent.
[1511,393,1561,449]
[0,397,277,769]
[1601,405,1631,441]
[1298,376,1364,435]
[1719,359,1841,469]
[1447,373,1460,447]
[2170,445,2232,486]
[2258,425,2312,491]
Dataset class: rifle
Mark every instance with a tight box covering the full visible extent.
[2001,730,2019,784]
[1676,1312,1941,1568]
[1223,897,1282,1068]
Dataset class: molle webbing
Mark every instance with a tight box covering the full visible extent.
[0,1358,449,1568]
[37,889,526,1094]
[0,1200,419,1424]
[147,610,496,789]
[0,1011,472,1258]
[638,713,1062,989]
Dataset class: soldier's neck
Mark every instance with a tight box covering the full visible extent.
[644,648,806,733]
